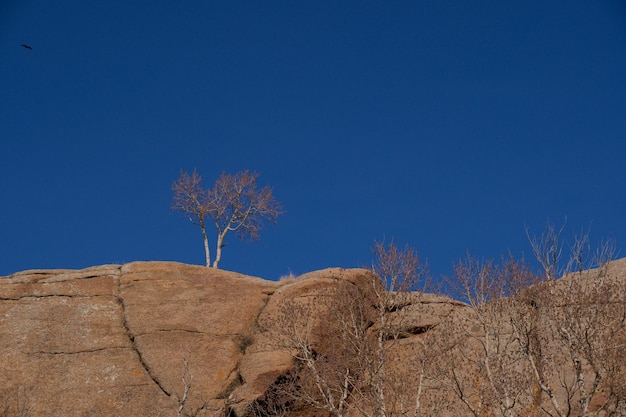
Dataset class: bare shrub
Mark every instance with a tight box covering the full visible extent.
[267,283,369,417]
[512,240,626,417]
[264,241,432,417]
[278,270,297,282]
[437,255,538,417]
[512,226,625,416]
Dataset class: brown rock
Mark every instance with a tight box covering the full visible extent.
[2,259,625,416]
[0,262,283,416]
[0,264,388,416]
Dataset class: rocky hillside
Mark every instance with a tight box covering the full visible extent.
[1,260,625,416]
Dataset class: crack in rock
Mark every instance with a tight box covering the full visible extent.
[27,346,131,355]
[0,294,113,301]
[115,271,171,398]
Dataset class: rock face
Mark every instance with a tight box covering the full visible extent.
[1,263,420,416]
[1,259,625,416]
[0,262,279,416]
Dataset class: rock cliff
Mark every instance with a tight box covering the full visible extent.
[0,262,458,416]
[1,259,625,416]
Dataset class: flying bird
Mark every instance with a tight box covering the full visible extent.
[21,44,32,50]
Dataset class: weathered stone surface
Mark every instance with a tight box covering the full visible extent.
[0,263,389,416]
[0,262,388,416]
[2,259,625,416]
[0,264,174,416]
[0,262,283,416]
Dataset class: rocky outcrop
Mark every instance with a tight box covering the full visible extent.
[2,259,624,416]
[1,263,436,416]
[0,262,276,416]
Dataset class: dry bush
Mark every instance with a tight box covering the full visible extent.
[278,271,297,283]
[512,259,626,416]
[436,255,538,417]
[263,241,434,417]
[265,281,372,417]
[515,226,626,417]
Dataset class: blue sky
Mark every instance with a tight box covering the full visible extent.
[2,1,625,280]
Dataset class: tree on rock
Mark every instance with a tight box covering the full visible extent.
[171,169,212,267]
[208,170,283,268]
[172,169,283,268]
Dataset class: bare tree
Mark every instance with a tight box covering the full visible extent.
[266,241,431,417]
[247,375,293,417]
[432,225,626,417]
[172,169,212,266]
[436,255,538,417]
[171,348,232,417]
[207,170,283,268]
[365,241,430,417]
[172,169,283,268]
[176,351,194,417]
[266,282,369,417]
[265,232,625,417]
[512,236,626,417]
[525,220,567,281]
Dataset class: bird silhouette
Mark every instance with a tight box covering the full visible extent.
[21,44,32,50]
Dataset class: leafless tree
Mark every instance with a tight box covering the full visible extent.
[171,348,230,417]
[364,241,430,417]
[265,231,624,417]
[207,170,283,268]
[433,225,626,417]
[266,241,431,417]
[267,284,367,417]
[511,236,626,417]
[436,255,538,417]
[172,169,283,268]
[247,378,292,417]
[176,351,194,417]
[393,326,452,417]
[172,169,212,266]
[526,220,567,281]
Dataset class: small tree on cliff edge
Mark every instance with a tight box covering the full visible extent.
[172,169,283,268]
[171,169,212,267]
[208,170,283,268]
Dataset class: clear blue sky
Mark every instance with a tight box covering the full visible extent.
[2,1,625,280]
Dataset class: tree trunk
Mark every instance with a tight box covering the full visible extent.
[412,365,425,417]
[213,232,225,268]
[200,220,210,267]
[374,304,388,417]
